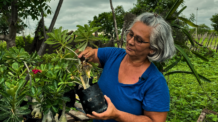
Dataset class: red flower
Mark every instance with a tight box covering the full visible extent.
[32,68,42,74]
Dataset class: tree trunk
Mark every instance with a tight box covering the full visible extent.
[7,0,18,48]
[109,0,120,48]
[120,20,127,48]
[37,0,64,56]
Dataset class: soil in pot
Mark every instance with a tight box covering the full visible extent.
[77,83,108,115]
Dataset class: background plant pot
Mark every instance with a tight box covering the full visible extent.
[23,114,42,122]
[77,84,108,115]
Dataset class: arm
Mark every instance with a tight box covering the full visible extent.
[87,95,167,122]
[78,47,101,67]
[115,110,167,122]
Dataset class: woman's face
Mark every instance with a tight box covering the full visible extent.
[126,21,153,59]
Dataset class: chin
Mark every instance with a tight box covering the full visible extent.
[125,49,135,56]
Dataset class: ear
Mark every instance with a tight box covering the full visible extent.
[149,49,154,55]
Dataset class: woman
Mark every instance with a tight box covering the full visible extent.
[78,12,176,122]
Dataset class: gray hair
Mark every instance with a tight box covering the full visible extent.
[127,12,176,62]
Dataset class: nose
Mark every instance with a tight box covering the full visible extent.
[128,36,135,45]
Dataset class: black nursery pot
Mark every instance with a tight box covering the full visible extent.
[77,84,108,114]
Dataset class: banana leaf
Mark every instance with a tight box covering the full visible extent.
[175,44,202,85]
[165,71,211,82]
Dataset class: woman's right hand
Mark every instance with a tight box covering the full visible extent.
[78,47,100,65]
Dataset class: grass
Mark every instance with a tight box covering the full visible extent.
[165,52,218,121]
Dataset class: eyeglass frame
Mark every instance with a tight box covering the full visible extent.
[125,29,149,45]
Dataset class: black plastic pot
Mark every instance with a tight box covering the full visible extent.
[23,114,42,122]
[77,84,108,114]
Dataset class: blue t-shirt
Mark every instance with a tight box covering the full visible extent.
[94,47,170,122]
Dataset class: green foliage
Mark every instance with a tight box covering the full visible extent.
[210,13,218,33]
[0,41,6,51]
[0,14,9,35]
[190,24,211,35]
[0,76,30,121]
[45,27,74,51]
[0,0,51,21]
[165,53,218,121]
[15,35,34,49]
[45,25,101,52]
[130,0,180,16]
[89,5,125,39]
[74,23,101,51]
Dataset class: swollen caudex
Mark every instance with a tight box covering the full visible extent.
[79,57,93,89]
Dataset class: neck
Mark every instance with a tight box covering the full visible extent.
[125,55,150,67]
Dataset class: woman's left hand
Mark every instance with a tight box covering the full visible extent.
[86,95,119,120]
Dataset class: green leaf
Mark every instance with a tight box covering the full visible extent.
[91,27,101,33]
[163,58,180,72]
[79,42,88,51]
[17,109,31,116]
[165,0,183,19]
[191,51,209,61]
[165,71,211,82]
[0,111,10,120]
[0,77,5,85]
[177,6,187,16]
[31,87,36,95]
[12,63,19,71]
[78,28,88,38]
[178,17,198,27]
[171,24,182,29]
[44,40,58,45]
[175,44,201,85]
[76,25,86,30]
[181,29,195,46]
[74,38,85,42]
[52,106,58,113]
[61,97,70,102]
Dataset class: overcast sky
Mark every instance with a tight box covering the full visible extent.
[24,0,218,35]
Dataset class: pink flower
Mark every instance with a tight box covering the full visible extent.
[32,68,42,74]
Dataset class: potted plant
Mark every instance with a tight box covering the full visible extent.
[45,24,108,114]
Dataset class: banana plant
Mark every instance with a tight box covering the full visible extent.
[154,0,211,85]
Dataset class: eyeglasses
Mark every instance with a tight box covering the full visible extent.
[125,30,149,45]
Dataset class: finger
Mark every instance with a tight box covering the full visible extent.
[92,111,104,117]
[86,114,98,119]
[87,57,94,62]
[104,95,112,105]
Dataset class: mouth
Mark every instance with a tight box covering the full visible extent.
[126,46,133,51]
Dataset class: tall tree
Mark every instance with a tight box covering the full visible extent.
[0,0,51,48]
[210,13,218,33]
[109,0,119,47]
[130,0,181,16]
[37,0,64,56]
[89,5,125,40]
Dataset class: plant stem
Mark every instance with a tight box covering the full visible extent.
[79,75,87,89]
[23,61,32,87]
[65,46,81,64]
[65,46,78,57]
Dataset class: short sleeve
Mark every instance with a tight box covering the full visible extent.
[142,77,170,112]
[97,47,122,67]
